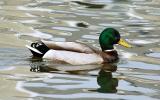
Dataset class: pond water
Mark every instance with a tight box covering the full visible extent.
[0,0,160,100]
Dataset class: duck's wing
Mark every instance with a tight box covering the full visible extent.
[42,40,95,53]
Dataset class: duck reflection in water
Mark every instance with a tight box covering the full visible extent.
[29,57,59,72]
[29,57,102,73]
[96,64,118,93]
[29,58,118,93]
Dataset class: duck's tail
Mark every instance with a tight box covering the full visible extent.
[26,41,50,57]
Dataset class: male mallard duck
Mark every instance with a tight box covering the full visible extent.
[26,28,131,65]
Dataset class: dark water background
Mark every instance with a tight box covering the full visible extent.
[0,0,160,100]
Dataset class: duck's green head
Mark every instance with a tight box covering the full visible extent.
[99,28,131,51]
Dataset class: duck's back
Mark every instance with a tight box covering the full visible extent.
[42,40,95,53]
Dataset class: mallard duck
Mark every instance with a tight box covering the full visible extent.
[26,28,131,65]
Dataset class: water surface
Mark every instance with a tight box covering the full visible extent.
[0,0,160,100]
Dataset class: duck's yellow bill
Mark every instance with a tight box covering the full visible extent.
[118,39,132,48]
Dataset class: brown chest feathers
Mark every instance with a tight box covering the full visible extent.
[100,50,119,63]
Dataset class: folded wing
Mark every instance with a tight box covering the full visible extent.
[42,40,95,53]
